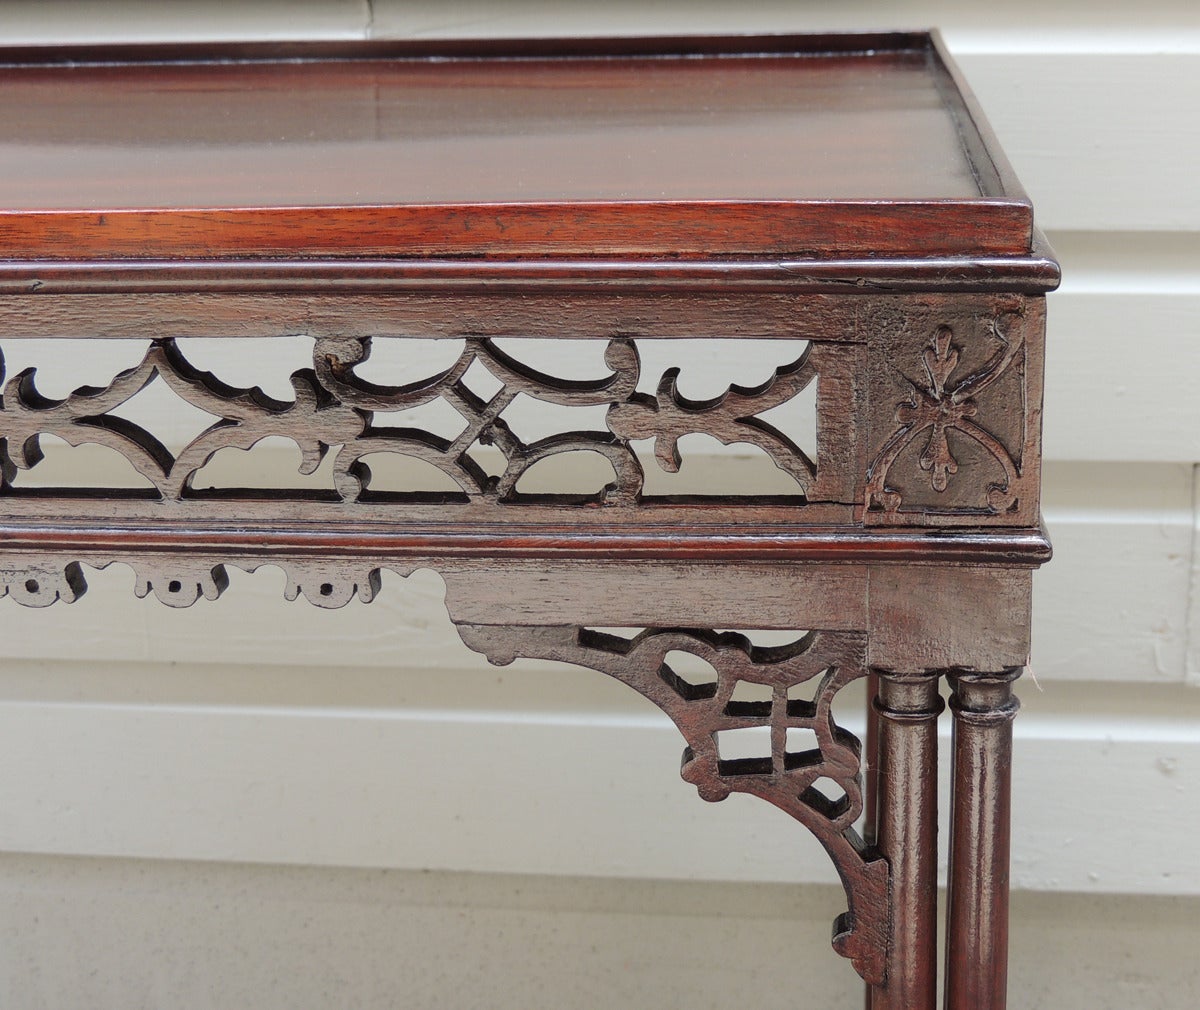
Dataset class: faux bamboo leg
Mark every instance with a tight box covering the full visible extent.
[944,669,1021,1010]
[867,671,942,1010]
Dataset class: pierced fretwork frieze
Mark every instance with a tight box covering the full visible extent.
[0,339,361,500]
[0,335,844,511]
[0,557,89,607]
[316,335,647,504]
[0,554,397,610]
[604,349,817,489]
[456,623,889,985]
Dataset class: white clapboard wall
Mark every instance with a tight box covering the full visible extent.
[0,3,1196,1008]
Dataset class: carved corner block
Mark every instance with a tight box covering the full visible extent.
[862,296,1045,527]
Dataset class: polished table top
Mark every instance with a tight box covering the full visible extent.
[0,33,1032,260]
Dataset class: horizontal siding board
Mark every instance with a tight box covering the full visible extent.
[0,856,865,1010]
[1037,463,1194,683]
[4,1,1197,53]
[1012,702,1200,894]
[1048,231,1200,293]
[0,0,369,42]
[1044,286,1200,462]
[960,54,1200,233]
[0,565,463,671]
[1189,465,1200,685]
[1042,232,1200,463]
[0,700,825,883]
[367,1,1200,55]
[0,680,1196,895]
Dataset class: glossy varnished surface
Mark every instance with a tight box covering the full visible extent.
[0,54,977,208]
[0,34,1033,259]
[0,32,1047,1010]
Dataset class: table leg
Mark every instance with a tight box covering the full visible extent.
[864,671,881,851]
[944,669,1021,1010]
[869,671,942,1010]
[863,669,880,1010]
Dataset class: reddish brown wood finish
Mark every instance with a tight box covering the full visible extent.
[0,243,1062,294]
[0,51,978,208]
[0,31,1055,1009]
[864,671,882,849]
[871,673,944,1010]
[0,34,1033,260]
[863,670,881,1010]
[0,289,1043,530]
[0,524,1052,566]
[945,670,1021,1010]
[0,202,1035,261]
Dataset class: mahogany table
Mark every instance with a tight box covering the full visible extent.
[0,32,1057,1010]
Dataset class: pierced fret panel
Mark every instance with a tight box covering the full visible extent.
[0,335,857,518]
[456,622,888,985]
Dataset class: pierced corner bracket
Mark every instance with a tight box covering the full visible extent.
[0,556,892,983]
[455,621,891,986]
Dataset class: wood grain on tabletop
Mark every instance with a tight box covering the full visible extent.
[0,37,1033,258]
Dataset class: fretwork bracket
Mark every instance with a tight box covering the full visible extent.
[454,621,890,986]
[0,549,1041,991]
